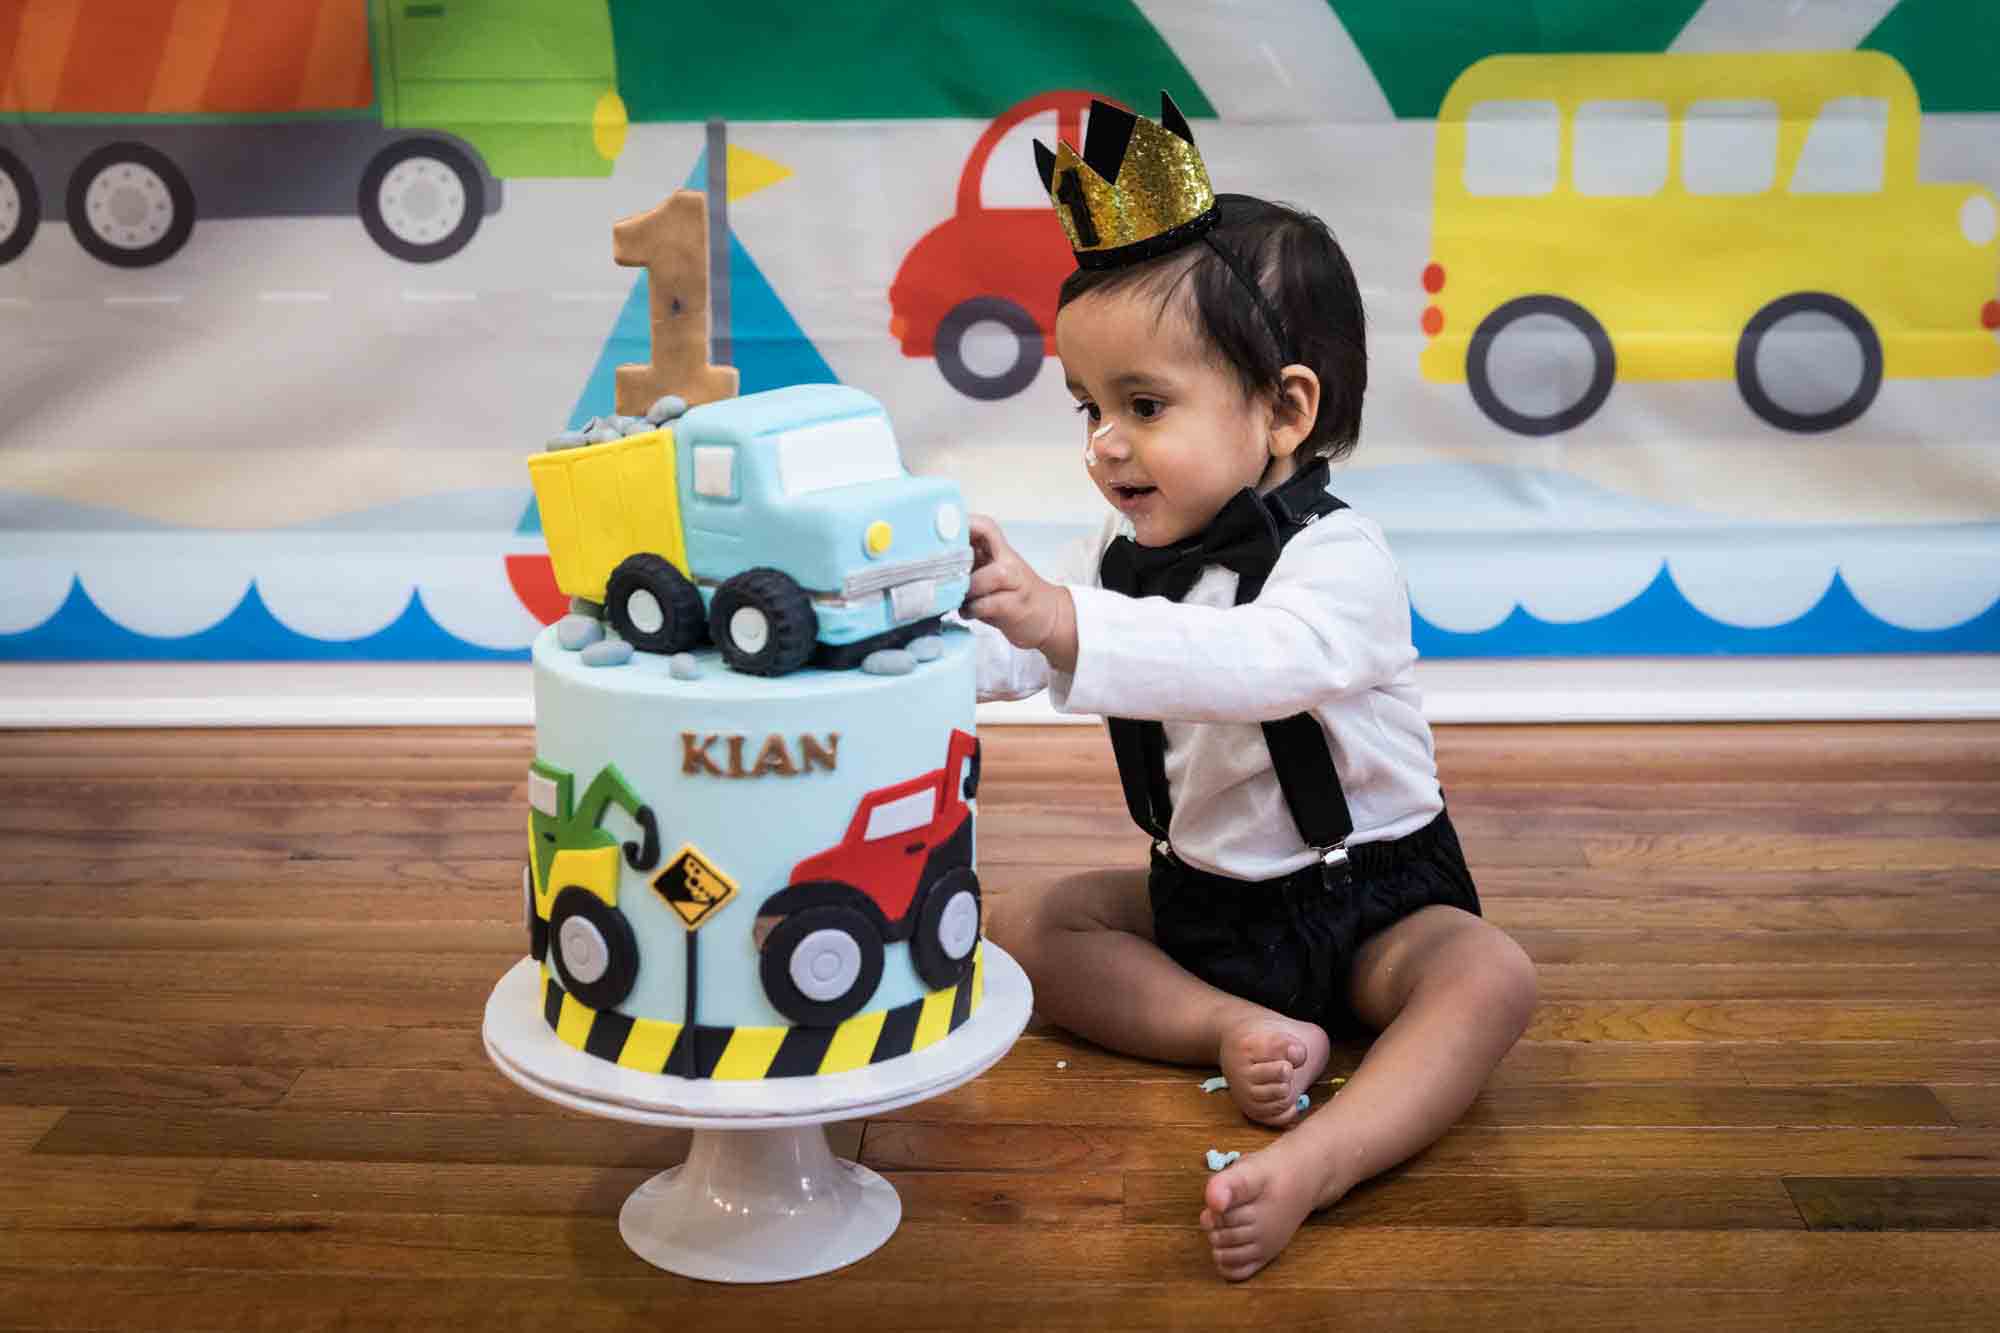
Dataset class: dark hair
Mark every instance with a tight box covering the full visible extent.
[1055,194,1366,462]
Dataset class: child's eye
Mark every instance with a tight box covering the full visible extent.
[1073,401,1101,423]
[1129,398,1164,420]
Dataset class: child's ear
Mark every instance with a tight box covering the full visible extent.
[1267,364,1321,460]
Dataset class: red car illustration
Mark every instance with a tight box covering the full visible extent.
[888,90,1098,401]
[756,729,982,1025]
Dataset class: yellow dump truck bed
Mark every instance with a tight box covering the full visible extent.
[526,431,688,604]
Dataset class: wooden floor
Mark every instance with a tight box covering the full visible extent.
[2,722,1998,1330]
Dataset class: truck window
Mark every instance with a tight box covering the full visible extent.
[1463,100,1559,197]
[775,416,904,497]
[865,788,937,841]
[1683,99,1777,196]
[980,109,1060,210]
[1789,97,1887,195]
[693,446,736,499]
[1574,100,1667,197]
[528,769,560,817]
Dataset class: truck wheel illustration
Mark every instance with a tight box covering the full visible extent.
[910,867,981,990]
[1735,293,1883,434]
[0,147,40,266]
[359,138,482,264]
[605,553,706,655]
[760,902,886,1027]
[524,864,549,963]
[1467,295,1616,437]
[934,297,1045,401]
[711,568,816,676]
[66,142,195,268]
[547,886,640,1010]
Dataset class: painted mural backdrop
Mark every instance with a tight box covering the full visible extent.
[2,0,1996,663]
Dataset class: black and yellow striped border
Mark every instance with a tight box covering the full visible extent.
[541,945,985,1080]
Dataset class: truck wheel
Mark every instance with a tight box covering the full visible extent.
[66,142,194,268]
[711,568,816,676]
[1735,293,1882,433]
[761,903,885,1027]
[359,138,482,264]
[1466,295,1614,437]
[0,147,41,265]
[524,864,549,963]
[605,553,706,655]
[548,887,640,1011]
[935,296,1044,401]
[911,867,981,991]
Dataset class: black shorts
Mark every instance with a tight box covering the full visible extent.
[1147,808,1480,1039]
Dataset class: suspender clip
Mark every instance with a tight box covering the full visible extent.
[1318,840,1352,886]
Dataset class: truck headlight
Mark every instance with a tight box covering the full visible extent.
[935,502,962,541]
[1963,194,1997,246]
[865,521,893,557]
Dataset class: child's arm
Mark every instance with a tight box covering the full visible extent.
[962,514,1079,674]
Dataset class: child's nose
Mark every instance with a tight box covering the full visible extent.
[1089,418,1131,461]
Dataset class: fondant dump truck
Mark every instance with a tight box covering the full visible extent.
[528,383,973,676]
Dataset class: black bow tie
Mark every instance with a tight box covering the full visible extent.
[1100,460,1333,604]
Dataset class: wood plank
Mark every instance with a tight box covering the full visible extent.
[0,1017,491,1070]
[1732,1045,2000,1086]
[1528,1001,2000,1042]
[1786,1176,2000,1230]
[0,1106,64,1154]
[0,1066,299,1110]
[1936,1086,2000,1128]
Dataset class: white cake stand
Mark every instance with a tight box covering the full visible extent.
[482,944,1032,1283]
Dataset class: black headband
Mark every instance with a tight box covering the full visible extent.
[1198,231,1290,365]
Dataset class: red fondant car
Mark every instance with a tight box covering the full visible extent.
[755,728,982,1024]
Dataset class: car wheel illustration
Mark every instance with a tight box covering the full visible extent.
[934,296,1045,401]
[359,138,482,264]
[911,867,981,990]
[711,567,816,676]
[548,887,640,1010]
[0,146,41,265]
[66,142,195,268]
[761,903,886,1027]
[605,553,706,655]
[1735,292,1882,434]
[524,864,549,963]
[1466,295,1616,437]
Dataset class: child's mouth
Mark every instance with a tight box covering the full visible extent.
[1110,483,1156,509]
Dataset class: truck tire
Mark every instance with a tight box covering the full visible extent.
[760,902,885,1027]
[66,142,195,268]
[605,553,706,655]
[911,867,981,991]
[359,138,482,264]
[0,146,41,266]
[711,568,816,676]
[548,887,640,1011]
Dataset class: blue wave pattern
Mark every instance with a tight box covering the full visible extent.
[2,579,524,662]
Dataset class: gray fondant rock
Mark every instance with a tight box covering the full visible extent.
[621,418,657,435]
[580,638,634,668]
[646,394,688,424]
[861,649,916,676]
[668,652,703,680]
[546,429,587,450]
[584,424,622,444]
[908,634,943,661]
[556,614,604,652]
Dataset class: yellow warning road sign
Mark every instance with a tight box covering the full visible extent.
[652,843,738,930]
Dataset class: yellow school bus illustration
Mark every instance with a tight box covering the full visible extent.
[1420,52,2000,436]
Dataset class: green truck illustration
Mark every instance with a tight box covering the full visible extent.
[0,0,627,268]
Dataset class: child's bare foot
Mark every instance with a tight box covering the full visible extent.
[1199,1134,1342,1282]
[1218,1013,1329,1126]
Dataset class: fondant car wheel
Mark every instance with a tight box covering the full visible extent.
[66,142,195,268]
[911,867,981,990]
[0,146,42,266]
[1466,295,1615,437]
[934,296,1045,401]
[547,887,639,1010]
[605,553,706,655]
[358,137,482,263]
[1735,292,1883,433]
[760,902,885,1027]
[710,568,816,676]
[524,864,549,963]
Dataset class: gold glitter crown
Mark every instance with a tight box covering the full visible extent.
[1034,92,1217,270]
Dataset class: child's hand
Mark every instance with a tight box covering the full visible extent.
[963,514,1078,673]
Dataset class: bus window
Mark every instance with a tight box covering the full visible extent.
[1463,100,1559,197]
[1789,97,1887,195]
[1683,99,1777,196]
[1574,100,1668,197]
[980,109,1060,210]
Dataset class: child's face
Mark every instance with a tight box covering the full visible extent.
[1057,286,1291,547]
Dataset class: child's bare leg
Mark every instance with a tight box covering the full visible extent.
[986,867,1329,1125]
[1201,906,1537,1282]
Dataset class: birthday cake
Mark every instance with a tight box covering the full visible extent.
[521,379,984,1080]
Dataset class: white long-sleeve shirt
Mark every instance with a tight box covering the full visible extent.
[970,506,1443,882]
